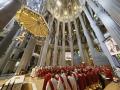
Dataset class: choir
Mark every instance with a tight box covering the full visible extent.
[31,64,113,90]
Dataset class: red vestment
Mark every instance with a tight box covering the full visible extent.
[77,74,86,90]
[42,73,51,90]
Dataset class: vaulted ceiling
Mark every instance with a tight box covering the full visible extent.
[46,0,81,21]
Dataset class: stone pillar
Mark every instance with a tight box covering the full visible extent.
[91,31,96,40]
[49,49,53,65]
[62,22,65,66]
[58,50,62,66]
[86,0,120,48]
[68,22,74,66]
[52,21,60,66]
[37,45,43,66]
[10,31,29,60]
[39,38,49,66]
[97,0,120,27]
[83,6,116,68]
[46,48,51,66]
[57,48,61,66]
[0,0,21,29]
[2,60,16,74]
[57,50,60,65]
[74,20,85,62]
[0,21,20,57]
[84,47,90,63]
[79,14,96,62]
[39,16,54,66]
[0,29,21,73]
[15,36,36,75]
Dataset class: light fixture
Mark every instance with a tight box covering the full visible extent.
[74,6,77,10]
[64,11,67,15]
[66,16,68,19]
[15,61,20,67]
[56,0,62,7]
[73,29,76,31]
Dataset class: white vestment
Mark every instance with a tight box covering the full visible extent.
[57,76,64,90]
[68,75,77,90]
[46,78,58,90]
[61,73,71,90]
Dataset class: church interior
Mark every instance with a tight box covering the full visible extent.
[0,0,120,90]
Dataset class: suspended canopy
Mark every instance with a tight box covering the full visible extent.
[15,7,49,37]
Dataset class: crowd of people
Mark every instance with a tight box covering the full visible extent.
[30,64,113,90]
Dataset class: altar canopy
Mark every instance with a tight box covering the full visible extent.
[16,7,49,37]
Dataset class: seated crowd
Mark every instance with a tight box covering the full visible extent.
[31,64,113,90]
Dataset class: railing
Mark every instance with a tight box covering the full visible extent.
[0,73,14,80]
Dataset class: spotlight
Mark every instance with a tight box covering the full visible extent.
[64,11,67,15]
[56,0,62,7]
[74,6,77,10]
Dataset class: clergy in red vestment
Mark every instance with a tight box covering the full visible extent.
[104,68,113,80]
[77,73,85,90]
[42,73,52,90]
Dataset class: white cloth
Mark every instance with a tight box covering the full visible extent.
[68,76,77,90]
[57,76,64,90]
[46,78,58,90]
[30,68,36,77]
[61,73,71,90]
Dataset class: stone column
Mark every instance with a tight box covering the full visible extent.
[97,0,120,27]
[57,48,61,66]
[79,14,96,62]
[57,50,60,65]
[2,60,16,74]
[62,22,65,66]
[84,47,90,63]
[49,49,53,65]
[58,50,62,66]
[46,48,52,66]
[37,45,43,66]
[39,16,54,66]
[74,20,85,62]
[83,6,116,68]
[68,22,74,66]
[52,21,60,66]
[10,30,29,60]
[91,31,96,40]
[0,0,21,29]
[0,29,22,73]
[86,0,120,48]
[15,36,36,75]
[0,21,20,57]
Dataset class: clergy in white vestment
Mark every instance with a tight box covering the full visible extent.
[61,73,72,90]
[67,75,77,90]
[46,74,58,90]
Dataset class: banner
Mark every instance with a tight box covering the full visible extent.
[105,37,120,67]
[65,52,72,60]
[105,37,120,55]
